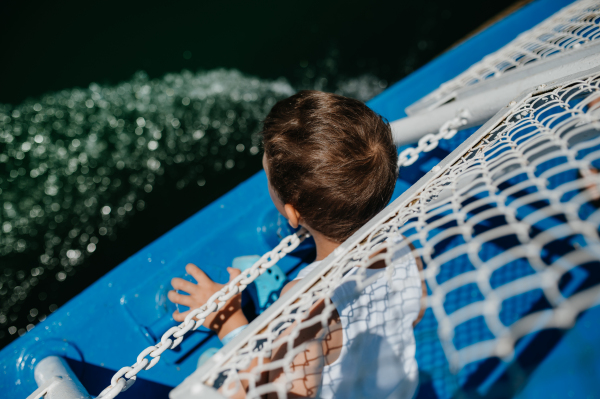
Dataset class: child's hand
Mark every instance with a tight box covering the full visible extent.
[168,263,248,340]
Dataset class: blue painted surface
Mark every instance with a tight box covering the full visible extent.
[2,0,597,398]
[514,305,600,399]
[0,172,317,397]
[232,255,288,313]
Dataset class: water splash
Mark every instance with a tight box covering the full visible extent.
[0,67,384,339]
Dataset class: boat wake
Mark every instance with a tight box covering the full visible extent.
[0,68,385,340]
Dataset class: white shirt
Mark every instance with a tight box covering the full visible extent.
[294,236,421,399]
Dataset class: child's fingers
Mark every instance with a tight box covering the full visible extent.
[168,290,195,307]
[172,309,191,322]
[171,277,198,293]
[186,263,210,284]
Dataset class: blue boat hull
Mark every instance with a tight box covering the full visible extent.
[4,1,599,398]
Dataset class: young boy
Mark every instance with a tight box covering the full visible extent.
[168,90,424,398]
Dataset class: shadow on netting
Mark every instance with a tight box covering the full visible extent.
[335,331,416,399]
[414,328,566,399]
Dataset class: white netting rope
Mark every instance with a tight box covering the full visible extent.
[412,0,600,111]
[95,229,310,399]
[398,109,470,167]
[192,73,600,398]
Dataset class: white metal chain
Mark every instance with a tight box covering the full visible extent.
[96,228,310,399]
[397,109,470,167]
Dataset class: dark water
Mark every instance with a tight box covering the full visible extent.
[0,0,517,348]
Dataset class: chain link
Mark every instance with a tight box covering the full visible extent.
[96,228,310,398]
[397,109,470,168]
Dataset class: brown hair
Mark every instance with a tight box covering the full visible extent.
[262,90,398,242]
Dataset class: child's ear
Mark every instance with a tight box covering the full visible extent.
[284,204,302,229]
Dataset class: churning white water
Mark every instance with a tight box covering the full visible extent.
[0,68,385,337]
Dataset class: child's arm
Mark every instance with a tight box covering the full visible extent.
[408,241,427,326]
[168,263,249,340]
[265,297,342,398]
[205,278,342,399]
[167,264,332,397]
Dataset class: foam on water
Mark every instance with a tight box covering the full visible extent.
[0,68,384,339]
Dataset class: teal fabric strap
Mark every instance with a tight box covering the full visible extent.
[221,325,248,346]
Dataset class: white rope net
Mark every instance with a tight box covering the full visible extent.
[189,73,600,398]
[409,0,600,114]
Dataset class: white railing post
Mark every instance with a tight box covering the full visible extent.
[26,356,91,399]
[391,41,600,146]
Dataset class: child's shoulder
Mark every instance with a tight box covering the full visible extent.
[281,260,322,296]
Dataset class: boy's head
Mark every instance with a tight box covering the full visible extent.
[262,90,398,243]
